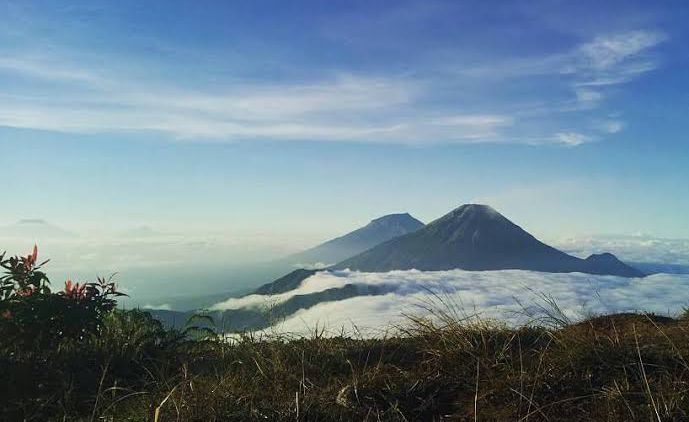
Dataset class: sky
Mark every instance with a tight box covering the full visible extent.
[1,0,688,251]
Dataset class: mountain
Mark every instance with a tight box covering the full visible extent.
[0,219,74,238]
[154,205,649,332]
[334,204,644,277]
[200,204,643,332]
[284,213,424,267]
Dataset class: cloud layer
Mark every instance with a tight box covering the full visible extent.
[227,269,689,337]
[556,235,689,266]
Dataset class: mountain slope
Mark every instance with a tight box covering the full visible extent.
[285,213,424,266]
[334,204,644,277]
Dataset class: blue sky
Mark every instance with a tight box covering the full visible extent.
[1,0,688,244]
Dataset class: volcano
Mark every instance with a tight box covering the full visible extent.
[285,213,424,266]
[334,204,644,277]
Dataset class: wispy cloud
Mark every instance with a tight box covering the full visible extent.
[0,56,105,85]
[599,120,624,134]
[453,29,667,142]
[566,31,666,117]
[465,30,666,83]
[431,114,514,127]
[574,88,603,108]
[0,65,513,143]
[555,132,593,147]
[576,31,666,71]
[0,25,667,145]
[142,303,172,311]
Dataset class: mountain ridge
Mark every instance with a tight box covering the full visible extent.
[284,213,424,267]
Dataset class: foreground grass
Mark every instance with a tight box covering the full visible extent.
[2,310,689,421]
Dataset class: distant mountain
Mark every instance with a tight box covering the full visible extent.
[284,213,424,267]
[0,219,74,238]
[335,204,644,277]
[172,204,644,333]
[118,225,164,238]
[252,205,644,300]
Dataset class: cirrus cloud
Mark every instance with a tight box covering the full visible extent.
[0,10,668,147]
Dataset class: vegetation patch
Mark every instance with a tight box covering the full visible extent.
[2,248,688,421]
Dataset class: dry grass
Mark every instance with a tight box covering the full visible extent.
[3,309,689,421]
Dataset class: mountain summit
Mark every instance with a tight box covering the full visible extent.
[334,204,644,277]
[285,213,424,266]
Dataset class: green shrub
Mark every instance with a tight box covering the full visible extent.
[1,246,126,349]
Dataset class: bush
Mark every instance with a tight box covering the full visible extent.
[0,246,126,349]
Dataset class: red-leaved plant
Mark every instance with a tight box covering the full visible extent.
[0,246,126,347]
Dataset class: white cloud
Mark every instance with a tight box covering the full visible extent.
[458,30,665,83]
[254,269,689,337]
[578,31,666,70]
[292,262,334,270]
[565,31,666,116]
[574,77,630,87]
[142,303,172,311]
[0,28,667,146]
[455,30,666,137]
[555,132,592,146]
[0,64,512,144]
[575,88,603,107]
[0,56,106,85]
[210,273,351,310]
[431,114,514,127]
[554,235,689,266]
[119,75,414,121]
[600,120,624,133]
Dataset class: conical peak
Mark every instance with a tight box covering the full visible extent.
[455,204,498,216]
[16,219,49,225]
[368,213,420,226]
[585,252,619,262]
[371,212,410,221]
[434,204,505,226]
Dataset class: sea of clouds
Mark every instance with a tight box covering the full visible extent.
[213,269,689,337]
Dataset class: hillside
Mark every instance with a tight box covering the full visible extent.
[4,310,689,421]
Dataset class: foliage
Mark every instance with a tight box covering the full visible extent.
[0,245,49,300]
[0,246,126,348]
